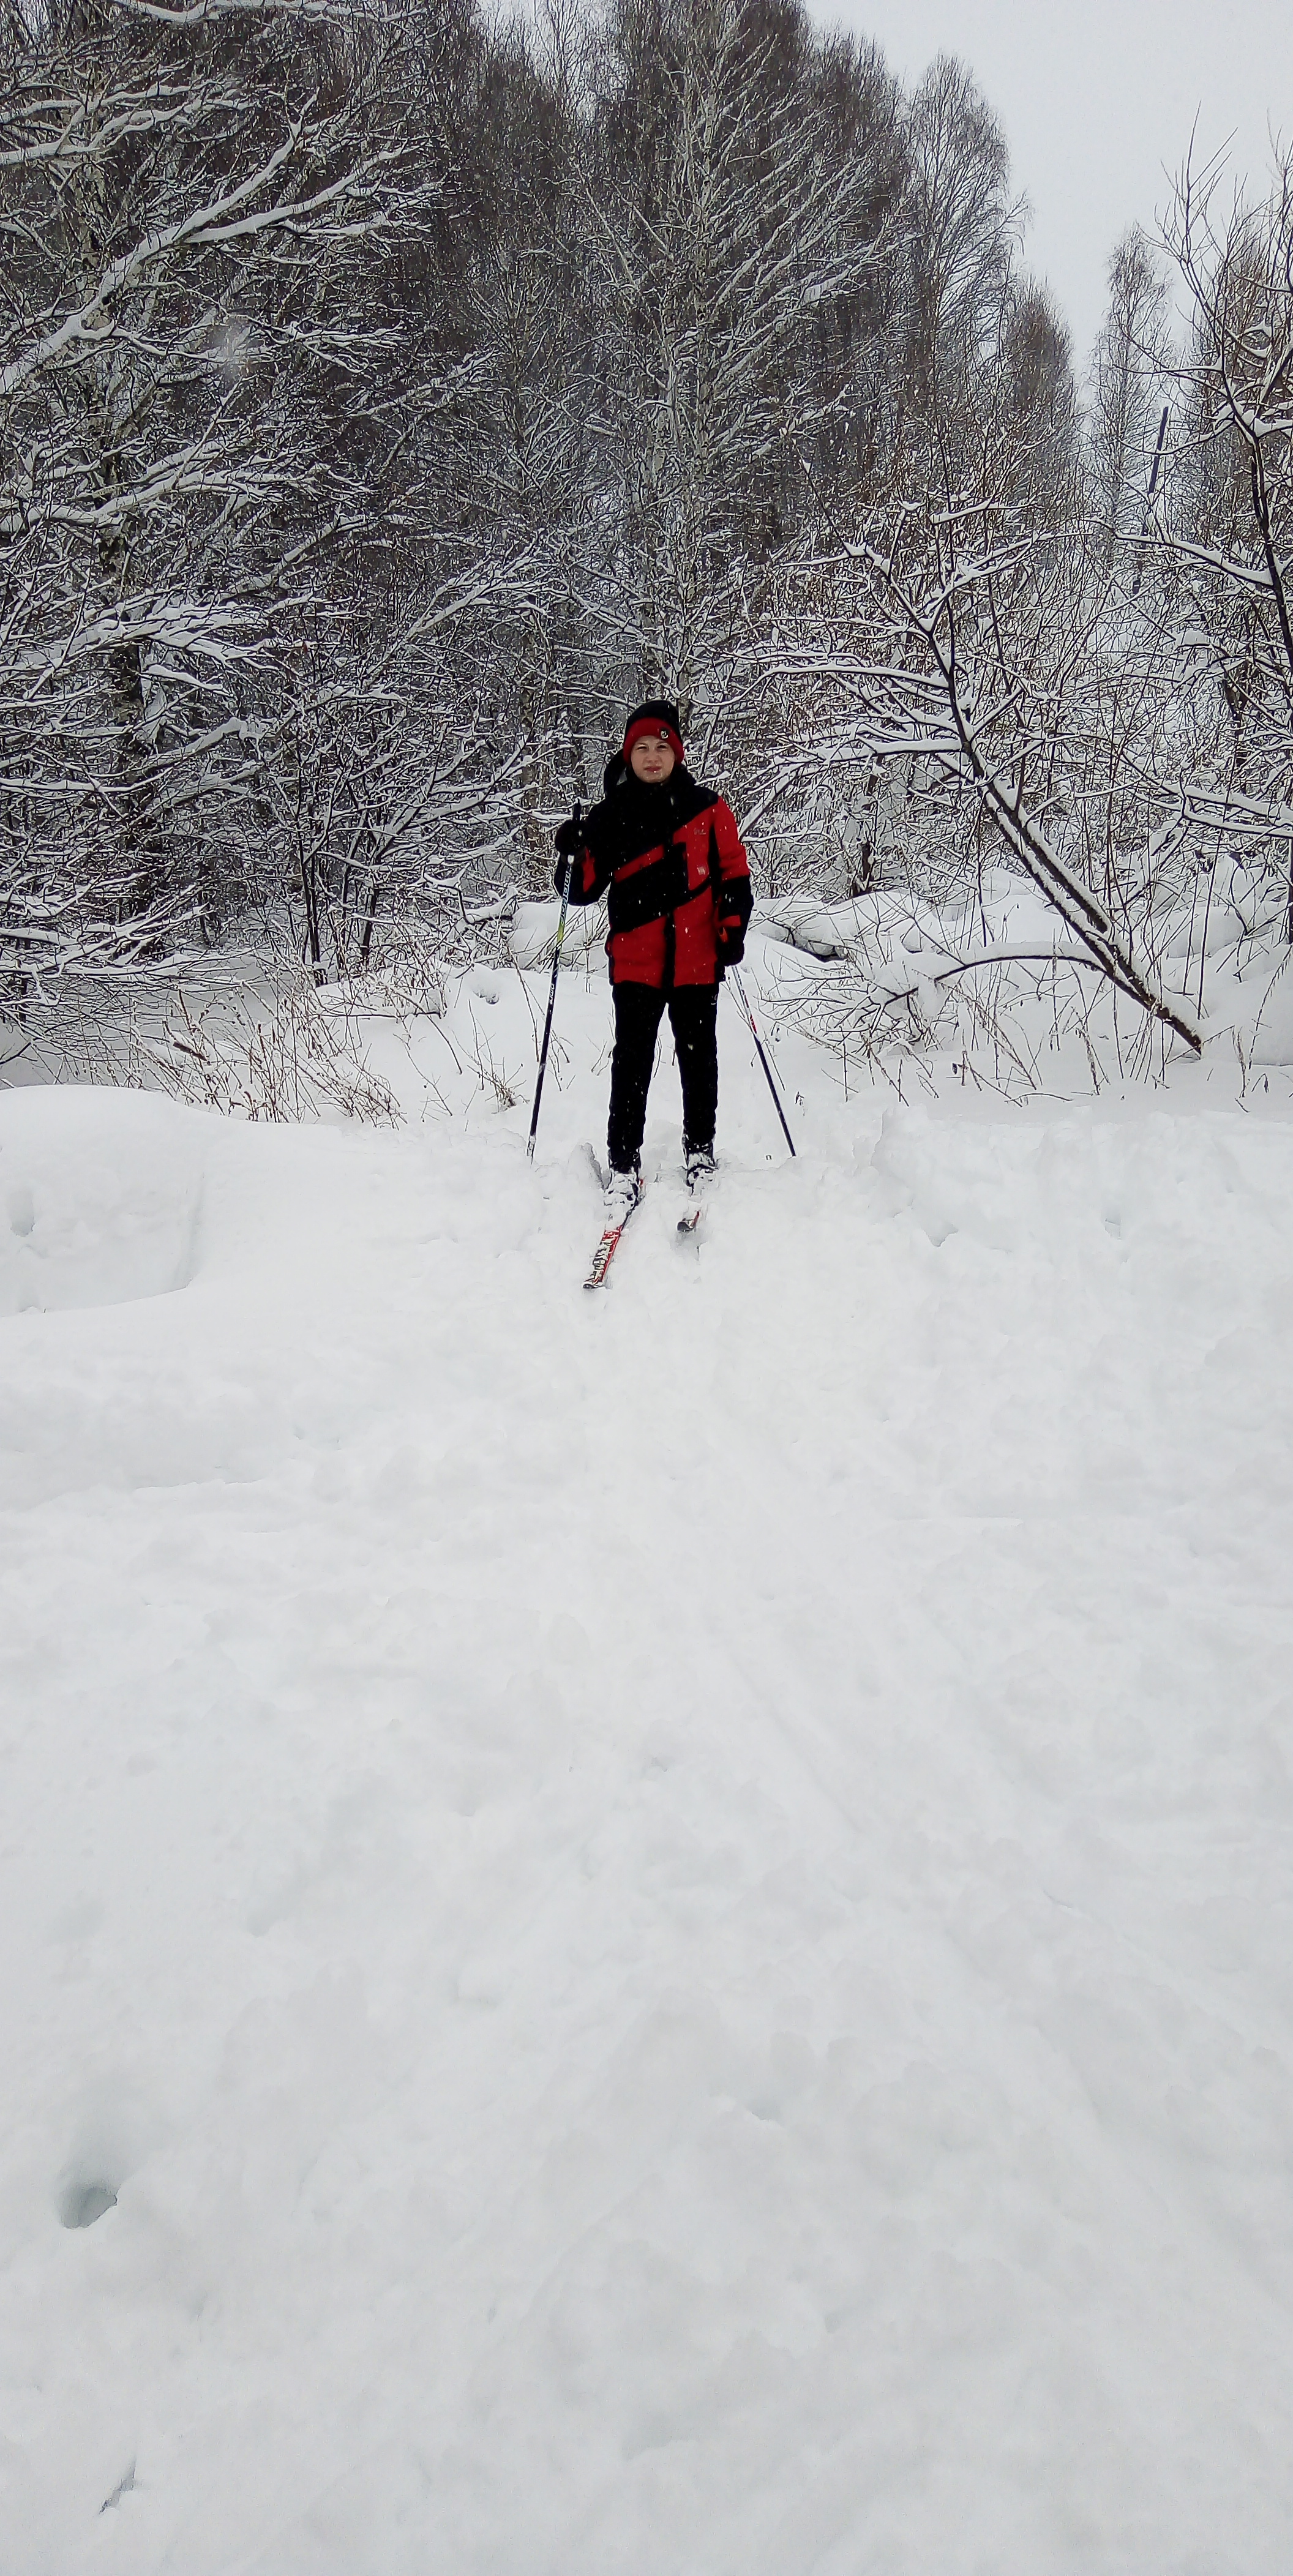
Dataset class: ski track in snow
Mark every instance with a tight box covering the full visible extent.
[3,946,1293,2572]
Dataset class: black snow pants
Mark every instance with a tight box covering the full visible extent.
[607,983,718,1175]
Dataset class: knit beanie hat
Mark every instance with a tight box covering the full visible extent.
[623,699,684,766]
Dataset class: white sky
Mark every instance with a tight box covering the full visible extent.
[809,0,1293,370]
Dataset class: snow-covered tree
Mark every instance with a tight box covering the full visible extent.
[1161,150,1293,927]
[0,0,519,1016]
[574,0,899,735]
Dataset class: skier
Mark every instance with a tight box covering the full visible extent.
[555,699,752,1222]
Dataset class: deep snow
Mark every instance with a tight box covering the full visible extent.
[4,945,1293,2574]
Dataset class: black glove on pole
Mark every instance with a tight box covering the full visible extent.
[727,962,796,1158]
[527,802,579,1161]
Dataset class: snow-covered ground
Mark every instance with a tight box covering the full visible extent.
[4,940,1293,2572]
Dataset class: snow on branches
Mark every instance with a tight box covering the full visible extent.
[2,0,1292,1093]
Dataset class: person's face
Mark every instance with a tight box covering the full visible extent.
[630,734,676,784]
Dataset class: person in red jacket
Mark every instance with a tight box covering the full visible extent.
[555,699,752,1219]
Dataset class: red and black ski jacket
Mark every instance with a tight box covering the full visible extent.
[558,765,752,990]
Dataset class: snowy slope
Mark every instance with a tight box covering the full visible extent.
[4,948,1293,2574]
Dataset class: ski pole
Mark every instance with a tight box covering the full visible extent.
[728,962,796,1158]
[527,802,578,1161]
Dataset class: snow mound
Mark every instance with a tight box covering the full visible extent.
[0,1088,204,1316]
[510,896,608,969]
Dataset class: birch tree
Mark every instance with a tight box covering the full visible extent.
[1088,229,1172,573]
[577,0,899,744]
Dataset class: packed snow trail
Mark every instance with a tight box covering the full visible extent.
[3,951,1293,2572]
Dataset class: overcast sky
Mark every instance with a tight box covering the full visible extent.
[809,0,1293,371]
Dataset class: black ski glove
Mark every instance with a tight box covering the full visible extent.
[716,921,746,968]
[554,811,585,857]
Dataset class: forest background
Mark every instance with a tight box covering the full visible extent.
[3,0,1292,1090]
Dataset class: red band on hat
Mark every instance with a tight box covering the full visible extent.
[624,714,684,765]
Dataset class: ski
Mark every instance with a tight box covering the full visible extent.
[583,1184,645,1290]
[677,1202,703,1237]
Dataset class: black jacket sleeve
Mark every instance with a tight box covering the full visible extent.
[716,876,754,937]
[554,797,617,905]
[708,818,753,942]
